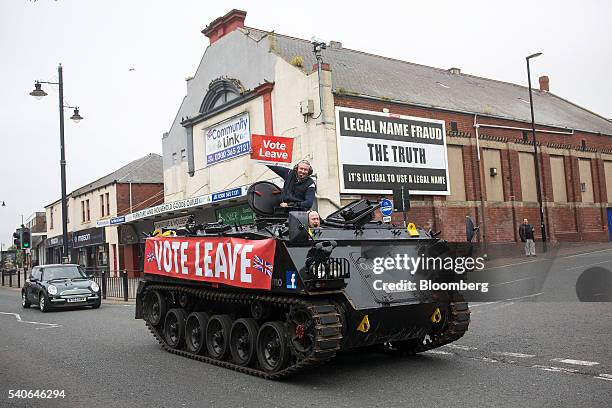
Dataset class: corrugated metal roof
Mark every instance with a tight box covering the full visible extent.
[71,153,163,197]
[246,28,612,135]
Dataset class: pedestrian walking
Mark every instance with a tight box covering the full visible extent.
[519,218,536,256]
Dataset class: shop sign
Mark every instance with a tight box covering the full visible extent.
[72,227,105,248]
[212,187,242,202]
[216,204,255,226]
[205,112,250,165]
[336,107,450,195]
[154,216,192,230]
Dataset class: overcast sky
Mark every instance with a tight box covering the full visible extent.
[1,0,610,247]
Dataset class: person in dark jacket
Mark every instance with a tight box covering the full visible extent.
[267,160,316,211]
[519,218,536,256]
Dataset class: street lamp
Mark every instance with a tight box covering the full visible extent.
[526,52,547,252]
[30,64,84,262]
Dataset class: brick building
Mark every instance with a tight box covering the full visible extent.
[118,9,611,245]
[46,153,163,274]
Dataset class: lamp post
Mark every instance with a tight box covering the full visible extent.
[526,52,547,252]
[30,64,83,262]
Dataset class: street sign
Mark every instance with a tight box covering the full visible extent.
[380,198,393,216]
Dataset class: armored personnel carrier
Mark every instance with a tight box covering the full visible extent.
[135,181,470,379]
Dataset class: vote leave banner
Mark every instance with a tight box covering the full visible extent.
[144,236,276,290]
[250,134,294,163]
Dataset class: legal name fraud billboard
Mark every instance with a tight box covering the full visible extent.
[205,112,251,165]
[335,107,450,195]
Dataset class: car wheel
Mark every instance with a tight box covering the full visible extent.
[22,291,30,308]
[91,301,101,309]
[39,293,51,313]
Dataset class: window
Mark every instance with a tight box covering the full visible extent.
[106,193,110,216]
[450,121,458,132]
[199,78,243,113]
[50,209,54,229]
[100,194,105,217]
[181,149,187,161]
[86,199,90,221]
[81,201,85,222]
[172,152,177,164]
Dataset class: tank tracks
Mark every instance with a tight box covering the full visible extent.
[389,296,471,354]
[142,284,343,380]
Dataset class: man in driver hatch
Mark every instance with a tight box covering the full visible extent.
[267,160,316,211]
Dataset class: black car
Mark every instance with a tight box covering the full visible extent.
[22,264,101,312]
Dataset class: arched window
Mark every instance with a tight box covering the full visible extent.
[200,78,244,113]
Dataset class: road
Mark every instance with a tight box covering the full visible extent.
[0,247,610,408]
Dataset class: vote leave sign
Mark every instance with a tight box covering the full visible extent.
[144,236,276,290]
[250,134,294,163]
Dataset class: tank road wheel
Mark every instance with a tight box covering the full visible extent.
[229,318,259,366]
[206,315,233,360]
[164,309,187,349]
[256,322,291,373]
[185,312,210,354]
[287,307,315,358]
[144,290,167,326]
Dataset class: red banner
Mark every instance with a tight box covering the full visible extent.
[144,237,276,290]
[250,134,294,163]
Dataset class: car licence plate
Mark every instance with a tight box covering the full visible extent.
[67,297,86,303]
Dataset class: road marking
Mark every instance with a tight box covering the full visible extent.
[532,365,579,374]
[594,374,612,382]
[475,357,499,363]
[444,344,477,351]
[551,358,600,366]
[0,312,60,328]
[565,259,612,271]
[423,350,453,355]
[492,351,536,358]
[484,259,548,271]
[561,248,612,259]
[489,277,535,287]
[469,292,544,309]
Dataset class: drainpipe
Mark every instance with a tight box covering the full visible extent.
[473,115,488,252]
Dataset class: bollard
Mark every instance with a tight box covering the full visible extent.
[9,272,13,287]
[101,271,107,300]
[17,268,21,288]
[1,271,4,286]
[122,271,129,301]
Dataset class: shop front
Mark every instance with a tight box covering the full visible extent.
[45,234,73,264]
[72,227,108,273]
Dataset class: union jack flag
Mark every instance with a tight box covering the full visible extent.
[146,251,156,263]
[253,255,273,277]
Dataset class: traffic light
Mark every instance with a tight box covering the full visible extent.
[21,228,31,250]
[13,228,21,248]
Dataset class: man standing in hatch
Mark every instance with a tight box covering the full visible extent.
[267,160,316,211]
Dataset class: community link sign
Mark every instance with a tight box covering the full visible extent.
[335,107,450,195]
[205,112,250,165]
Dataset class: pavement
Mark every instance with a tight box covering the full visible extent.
[0,243,610,407]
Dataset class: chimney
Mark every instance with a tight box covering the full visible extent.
[448,67,461,75]
[329,41,342,49]
[202,9,247,45]
[539,75,549,92]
